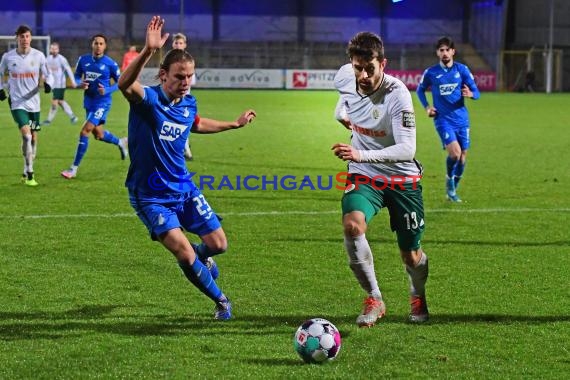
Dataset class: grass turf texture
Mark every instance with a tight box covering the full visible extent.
[0,89,569,379]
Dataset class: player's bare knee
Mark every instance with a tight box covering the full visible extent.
[343,220,365,237]
[207,236,228,254]
[400,249,422,267]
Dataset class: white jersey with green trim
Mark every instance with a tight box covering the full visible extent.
[0,48,52,112]
[334,63,422,182]
[47,53,75,89]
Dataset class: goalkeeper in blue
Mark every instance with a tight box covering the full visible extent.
[416,36,480,202]
[118,16,256,320]
[61,34,128,179]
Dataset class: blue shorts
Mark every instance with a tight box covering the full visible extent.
[435,124,470,150]
[85,105,111,126]
[129,188,222,240]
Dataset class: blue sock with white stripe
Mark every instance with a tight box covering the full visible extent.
[178,259,223,302]
[100,130,119,145]
[73,135,89,167]
[454,160,466,188]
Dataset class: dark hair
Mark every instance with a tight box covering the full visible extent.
[91,34,108,43]
[161,49,194,71]
[436,36,454,50]
[347,32,385,61]
[155,49,195,79]
[15,25,32,36]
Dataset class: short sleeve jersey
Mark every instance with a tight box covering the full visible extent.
[125,85,199,197]
[74,54,120,107]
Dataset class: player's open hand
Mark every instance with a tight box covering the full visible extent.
[235,109,257,127]
[461,84,473,98]
[146,16,170,51]
[332,143,361,162]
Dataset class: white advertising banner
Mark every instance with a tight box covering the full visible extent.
[285,69,337,90]
[139,68,283,89]
[193,69,283,89]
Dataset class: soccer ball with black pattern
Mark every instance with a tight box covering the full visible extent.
[293,318,341,363]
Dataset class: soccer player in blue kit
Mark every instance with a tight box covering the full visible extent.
[61,34,128,179]
[118,16,256,320]
[416,36,480,202]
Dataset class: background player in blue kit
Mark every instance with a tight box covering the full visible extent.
[118,16,256,320]
[416,36,480,202]
[61,34,128,179]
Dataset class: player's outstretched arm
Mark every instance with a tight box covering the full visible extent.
[193,109,256,134]
[119,15,169,102]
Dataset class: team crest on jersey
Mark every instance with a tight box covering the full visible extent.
[183,107,190,117]
[439,83,458,95]
[159,121,189,142]
[455,72,460,78]
[344,183,356,194]
[372,108,380,119]
[402,111,416,128]
[100,64,106,70]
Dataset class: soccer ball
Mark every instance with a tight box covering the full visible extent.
[293,318,341,363]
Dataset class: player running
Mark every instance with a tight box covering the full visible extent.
[416,36,480,202]
[42,42,79,126]
[0,24,53,186]
[332,31,429,325]
[118,16,256,320]
[60,33,128,179]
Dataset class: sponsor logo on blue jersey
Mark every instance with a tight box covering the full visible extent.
[159,121,188,142]
[85,71,102,81]
[439,83,458,96]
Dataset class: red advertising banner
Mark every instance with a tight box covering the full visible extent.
[387,70,496,91]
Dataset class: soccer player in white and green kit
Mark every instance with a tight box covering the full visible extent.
[332,32,429,325]
[0,24,53,186]
[42,42,79,126]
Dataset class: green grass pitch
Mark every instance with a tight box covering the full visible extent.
[0,88,569,379]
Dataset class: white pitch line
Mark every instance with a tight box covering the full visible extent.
[0,208,569,220]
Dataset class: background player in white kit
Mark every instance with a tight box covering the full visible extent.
[42,42,79,126]
[0,24,53,186]
[332,32,429,326]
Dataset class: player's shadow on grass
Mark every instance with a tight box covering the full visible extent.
[430,313,570,324]
[2,306,568,341]
[0,306,358,341]
[428,239,570,247]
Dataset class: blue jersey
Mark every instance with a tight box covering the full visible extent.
[416,62,480,128]
[125,85,199,197]
[74,54,120,108]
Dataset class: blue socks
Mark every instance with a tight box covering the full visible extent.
[101,130,119,145]
[446,156,458,179]
[178,259,223,302]
[72,131,120,167]
[454,160,466,187]
[73,135,89,167]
